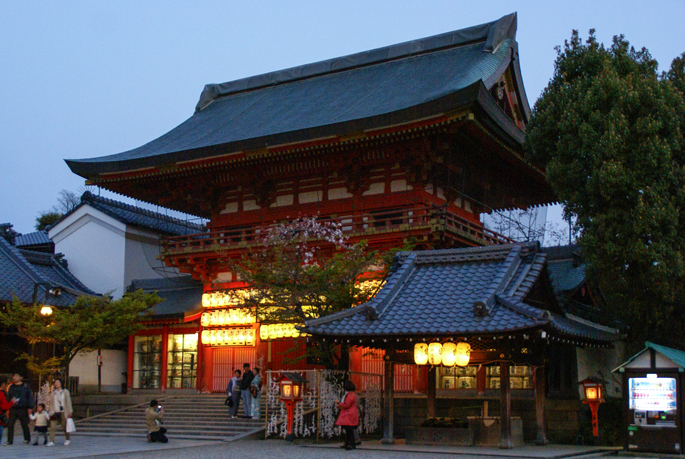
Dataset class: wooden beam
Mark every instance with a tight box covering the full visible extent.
[382,353,395,444]
[499,361,513,449]
[426,366,436,418]
[534,365,549,445]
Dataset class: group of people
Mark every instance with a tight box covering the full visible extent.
[226,363,261,419]
[0,373,73,447]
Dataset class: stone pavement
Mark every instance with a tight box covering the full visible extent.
[0,432,623,459]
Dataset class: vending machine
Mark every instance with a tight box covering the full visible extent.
[615,342,685,454]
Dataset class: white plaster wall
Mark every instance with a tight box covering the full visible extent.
[49,207,126,298]
[124,227,179,290]
[69,349,127,393]
[577,342,626,398]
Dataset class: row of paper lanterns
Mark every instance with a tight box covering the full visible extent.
[259,323,302,340]
[202,290,253,307]
[201,328,256,346]
[200,308,256,327]
[414,342,471,366]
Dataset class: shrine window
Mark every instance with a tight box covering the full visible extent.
[132,335,162,389]
[437,364,532,390]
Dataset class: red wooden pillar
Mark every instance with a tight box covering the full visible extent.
[127,335,134,391]
[499,361,513,449]
[160,325,169,392]
[534,365,549,445]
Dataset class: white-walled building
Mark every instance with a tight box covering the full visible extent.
[48,191,205,299]
[46,192,205,392]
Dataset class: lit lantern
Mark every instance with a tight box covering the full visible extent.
[201,330,209,343]
[414,343,428,365]
[40,306,53,316]
[201,313,209,327]
[276,324,285,339]
[455,342,471,367]
[428,342,443,365]
[202,293,209,307]
[210,330,217,345]
[441,342,457,366]
[260,325,268,341]
[580,378,604,402]
[223,329,230,345]
[269,325,278,340]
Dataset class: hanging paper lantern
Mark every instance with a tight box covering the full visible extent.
[201,330,210,343]
[427,342,443,365]
[455,342,471,367]
[209,330,217,345]
[201,313,209,327]
[260,325,268,341]
[414,343,428,365]
[441,342,458,366]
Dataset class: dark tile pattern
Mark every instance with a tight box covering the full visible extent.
[304,243,617,343]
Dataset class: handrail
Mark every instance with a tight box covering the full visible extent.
[162,204,514,256]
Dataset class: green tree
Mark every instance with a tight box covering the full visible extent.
[228,217,382,370]
[35,189,83,230]
[0,290,161,377]
[525,30,685,351]
[35,211,63,231]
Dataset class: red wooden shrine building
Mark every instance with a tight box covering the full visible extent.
[66,13,557,394]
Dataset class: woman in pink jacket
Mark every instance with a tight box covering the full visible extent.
[335,380,359,450]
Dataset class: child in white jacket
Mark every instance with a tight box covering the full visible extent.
[29,403,50,445]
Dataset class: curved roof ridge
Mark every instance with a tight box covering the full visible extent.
[196,13,517,111]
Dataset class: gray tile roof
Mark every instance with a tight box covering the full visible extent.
[66,13,526,176]
[62,192,205,236]
[304,243,617,344]
[15,231,52,248]
[127,276,203,319]
[543,245,586,294]
[0,236,99,307]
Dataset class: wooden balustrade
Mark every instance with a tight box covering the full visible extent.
[162,205,514,257]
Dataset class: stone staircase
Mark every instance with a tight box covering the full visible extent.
[74,394,266,441]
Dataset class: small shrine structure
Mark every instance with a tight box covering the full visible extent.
[304,243,619,447]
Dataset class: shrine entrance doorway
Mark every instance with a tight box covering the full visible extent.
[209,346,257,392]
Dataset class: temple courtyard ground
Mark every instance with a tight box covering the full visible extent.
[0,436,631,459]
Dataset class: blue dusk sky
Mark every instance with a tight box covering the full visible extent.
[1,1,684,235]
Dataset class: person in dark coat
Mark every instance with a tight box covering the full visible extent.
[335,380,359,450]
[5,373,32,445]
[227,369,242,418]
[239,363,254,418]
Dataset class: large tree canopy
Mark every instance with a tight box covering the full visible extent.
[526,30,685,351]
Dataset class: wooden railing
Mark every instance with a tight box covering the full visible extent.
[162,204,514,256]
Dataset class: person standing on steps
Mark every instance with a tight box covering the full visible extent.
[6,373,32,445]
[239,363,254,418]
[145,400,168,443]
[250,368,261,419]
[227,369,241,418]
[47,378,73,447]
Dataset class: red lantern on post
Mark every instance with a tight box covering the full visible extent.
[579,377,606,441]
[278,372,307,441]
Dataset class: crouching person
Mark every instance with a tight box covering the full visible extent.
[145,400,168,443]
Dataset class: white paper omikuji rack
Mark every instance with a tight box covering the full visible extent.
[265,369,382,440]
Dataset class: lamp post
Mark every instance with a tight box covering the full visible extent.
[278,372,307,441]
[579,377,606,444]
